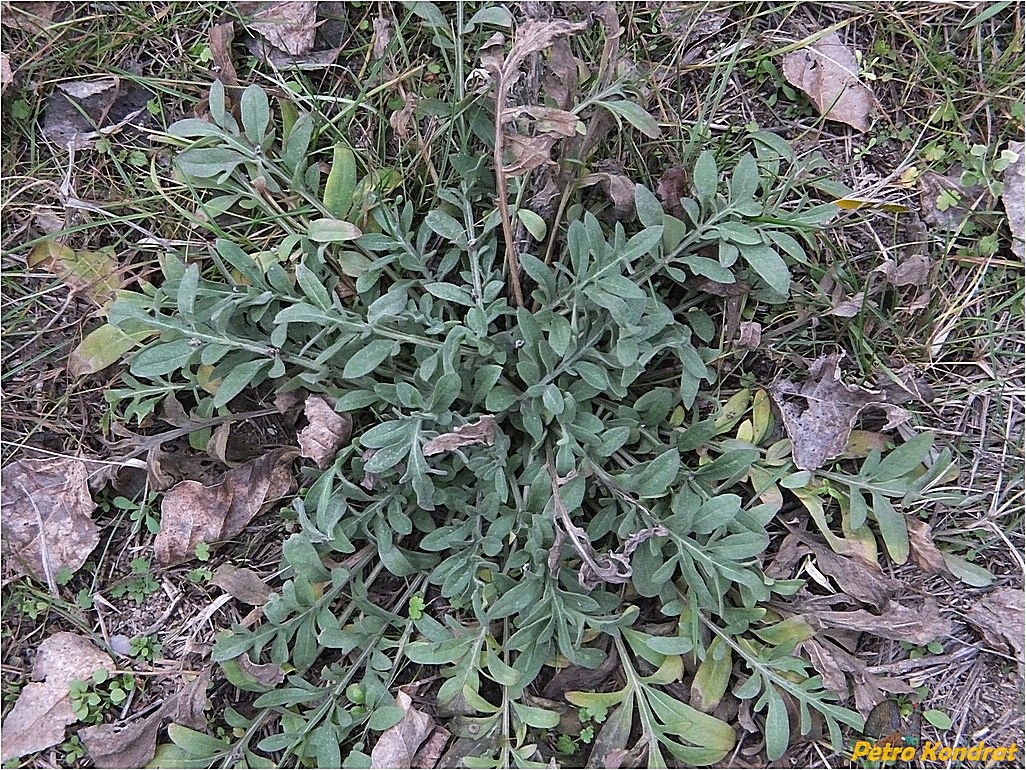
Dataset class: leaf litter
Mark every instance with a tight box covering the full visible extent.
[0,633,114,762]
[781,31,874,132]
[79,669,210,769]
[769,352,914,470]
[1001,140,1024,257]
[369,690,436,768]
[298,394,352,468]
[1,457,100,587]
[155,447,298,566]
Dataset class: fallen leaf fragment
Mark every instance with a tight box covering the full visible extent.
[584,169,636,220]
[370,691,435,768]
[1,52,12,92]
[298,394,352,469]
[423,415,497,457]
[155,448,298,566]
[769,352,911,470]
[412,725,452,769]
[0,633,114,762]
[906,518,948,575]
[211,564,271,605]
[807,541,896,608]
[0,1,57,32]
[917,169,986,231]
[811,598,951,645]
[0,457,100,584]
[208,20,240,90]
[965,587,1024,662]
[27,239,119,306]
[798,638,912,714]
[736,321,762,350]
[873,254,931,287]
[781,31,874,132]
[1001,141,1024,258]
[238,0,317,55]
[41,77,120,150]
[80,670,209,768]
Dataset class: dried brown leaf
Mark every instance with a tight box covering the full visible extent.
[238,0,317,55]
[412,725,451,769]
[769,352,912,470]
[542,648,619,700]
[211,564,271,605]
[657,5,727,42]
[1001,141,1024,258]
[873,254,931,287]
[0,1,57,32]
[917,169,986,231]
[0,633,114,761]
[808,541,896,608]
[1,457,100,584]
[155,448,298,566]
[797,638,912,714]
[541,37,578,109]
[503,133,555,176]
[80,670,209,768]
[235,654,285,686]
[423,415,497,457]
[811,598,951,645]
[905,519,948,575]
[584,170,636,219]
[1,52,12,92]
[26,240,119,306]
[828,291,866,318]
[41,77,120,150]
[372,16,392,60]
[208,20,239,89]
[965,587,1024,661]
[370,691,435,768]
[781,31,873,132]
[736,321,762,350]
[298,395,352,469]
[389,93,417,141]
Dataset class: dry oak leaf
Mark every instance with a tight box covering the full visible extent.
[370,690,435,768]
[905,518,949,575]
[211,564,272,605]
[237,0,317,55]
[781,31,874,132]
[423,415,498,457]
[965,587,1024,662]
[811,598,951,646]
[79,669,210,769]
[298,394,352,469]
[0,457,100,583]
[0,633,114,761]
[769,352,911,470]
[155,447,298,566]
[1001,140,1024,258]
[0,1,57,32]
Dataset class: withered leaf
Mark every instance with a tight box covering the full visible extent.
[411,725,451,769]
[918,169,986,231]
[811,598,951,645]
[0,633,114,761]
[769,352,911,470]
[503,133,556,176]
[0,1,56,31]
[965,587,1024,661]
[423,416,497,457]
[781,31,874,132]
[26,240,119,306]
[80,670,209,769]
[238,0,317,55]
[372,16,392,60]
[1001,141,1024,258]
[208,20,239,90]
[797,638,912,714]
[370,691,435,769]
[1,457,100,584]
[828,291,866,318]
[873,254,931,287]
[41,77,120,150]
[1,52,12,93]
[584,170,636,219]
[235,653,285,686]
[808,540,896,608]
[906,518,948,575]
[155,448,298,566]
[211,564,271,605]
[736,321,762,350]
[298,394,352,469]
[656,166,689,219]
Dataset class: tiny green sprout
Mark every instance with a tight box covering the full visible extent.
[195,542,211,562]
[10,99,31,120]
[923,709,953,729]
[346,683,366,705]
[555,734,578,755]
[128,150,148,167]
[935,189,960,212]
[61,734,87,763]
[978,233,1000,256]
[129,634,163,662]
[55,567,74,586]
[187,567,213,583]
[145,98,161,117]
[76,588,94,609]
[408,595,426,620]
[580,724,595,743]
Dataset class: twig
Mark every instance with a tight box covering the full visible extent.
[493,75,525,308]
